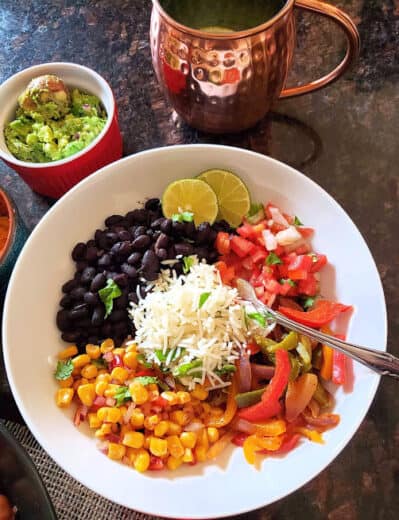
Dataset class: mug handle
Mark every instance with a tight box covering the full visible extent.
[279,0,360,98]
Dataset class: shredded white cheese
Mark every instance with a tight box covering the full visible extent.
[130,260,251,390]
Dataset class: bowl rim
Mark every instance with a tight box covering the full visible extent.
[0,188,15,263]
[2,144,388,518]
[0,62,115,170]
[0,422,58,519]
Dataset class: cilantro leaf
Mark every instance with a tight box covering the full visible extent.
[183,256,195,274]
[133,376,159,386]
[279,278,297,287]
[248,202,264,217]
[137,353,152,368]
[172,211,194,223]
[199,292,211,309]
[293,216,303,226]
[246,312,266,327]
[247,203,265,224]
[115,386,132,407]
[92,357,107,369]
[266,252,283,266]
[54,359,74,381]
[215,364,237,375]
[302,296,316,309]
[98,279,122,318]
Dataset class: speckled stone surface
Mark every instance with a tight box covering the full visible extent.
[0,0,398,518]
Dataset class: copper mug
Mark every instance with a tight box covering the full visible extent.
[150,0,360,133]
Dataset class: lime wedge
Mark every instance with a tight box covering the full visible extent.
[162,178,218,226]
[197,169,251,227]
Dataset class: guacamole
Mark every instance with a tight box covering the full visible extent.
[4,75,107,163]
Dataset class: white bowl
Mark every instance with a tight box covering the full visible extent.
[3,145,387,518]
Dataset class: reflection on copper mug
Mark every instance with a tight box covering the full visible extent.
[150,0,360,133]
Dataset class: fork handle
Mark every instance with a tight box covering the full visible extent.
[262,307,397,378]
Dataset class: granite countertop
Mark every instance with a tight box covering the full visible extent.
[0,0,398,518]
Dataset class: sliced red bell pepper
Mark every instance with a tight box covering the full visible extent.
[215,232,231,255]
[332,350,346,385]
[238,349,290,422]
[230,236,256,258]
[247,342,261,356]
[278,300,352,328]
[231,432,248,447]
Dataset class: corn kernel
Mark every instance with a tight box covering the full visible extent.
[58,345,78,360]
[100,338,114,353]
[129,382,149,405]
[58,376,73,388]
[144,414,160,430]
[191,385,209,401]
[86,344,101,359]
[144,436,151,449]
[148,388,160,402]
[120,424,132,437]
[77,383,96,407]
[182,447,194,463]
[111,367,129,383]
[180,431,197,449]
[95,380,108,396]
[194,445,208,462]
[161,391,178,405]
[149,437,168,457]
[123,431,145,449]
[167,422,182,435]
[72,354,90,369]
[167,455,183,471]
[126,343,137,353]
[210,406,224,417]
[94,423,112,438]
[123,351,138,369]
[198,428,209,450]
[126,447,138,464]
[111,423,119,434]
[88,413,101,429]
[96,373,111,383]
[104,384,119,397]
[72,377,88,391]
[154,420,169,437]
[97,407,122,423]
[72,366,81,377]
[134,449,150,472]
[81,364,98,380]
[113,347,125,357]
[207,427,220,444]
[108,442,126,461]
[130,408,145,429]
[167,435,184,459]
[170,410,190,426]
[176,391,191,404]
[55,388,74,407]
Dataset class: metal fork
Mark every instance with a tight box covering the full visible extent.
[236,278,399,378]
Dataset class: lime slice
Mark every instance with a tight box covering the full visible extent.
[197,169,251,227]
[162,178,218,226]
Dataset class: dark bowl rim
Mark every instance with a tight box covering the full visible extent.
[0,421,57,519]
[0,189,15,264]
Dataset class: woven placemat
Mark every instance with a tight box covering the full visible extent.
[3,420,161,520]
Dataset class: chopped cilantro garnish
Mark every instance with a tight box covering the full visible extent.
[246,311,266,327]
[54,359,74,381]
[279,278,297,287]
[172,211,194,223]
[293,216,303,226]
[115,386,132,407]
[302,296,316,309]
[183,256,195,274]
[199,292,211,309]
[98,279,122,318]
[266,252,283,266]
[174,359,202,377]
[246,203,265,224]
[133,376,159,386]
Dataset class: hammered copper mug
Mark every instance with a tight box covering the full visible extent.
[150,0,360,133]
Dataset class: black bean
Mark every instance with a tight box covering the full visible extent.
[113,273,128,287]
[118,230,131,241]
[160,218,172,234]
[113,321,129,335]
[174,263,183,276]
[146,229,155,238]
[90,273,107,292]
[69,304,89,321]
[84,291,100,306]
[184,221,196,238]
[125,211,138,224]
[60,294,73,309]
[62,279,78,293]
[130,208,147,224]
[76,260,89,272]
[105,214,124,227]
[105,231,118,245]
[70,286,86,301]
[193,246,208,260]
[81,267,97,284]
[98,253,112,267]
[115,292,129,309]
[127,252,142,266]
[175,242,193,256]
[132,235,151,250]
[121,263,138,279]
[155,233,169,250]
[145,271,160,281]
[167,245,176,259]
[212,219,233,233]
[92,305,106,326]
[145,198,161,211]
[109,309,127,323]
[142,250,160,273]
[87,239,96,248]
[151,218,165,230]
[208,229,217,244]
[156,248,168,260]
[133,226,147,239]
[101,322,112,337]
[56,310,71,331]
[196,222,212,244]
[72,242,87,261]
[86,246,98,262]
[74,272,82,282]
[75,318,92,329]
[172,221,185,235]
[94,229,103,244]
[62,331,81,343]
[128,292,138,304]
